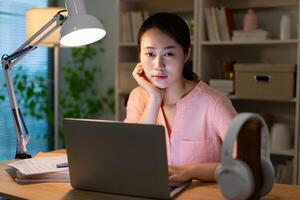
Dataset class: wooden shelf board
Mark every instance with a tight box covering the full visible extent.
[216,0,298,9]
[200,39,298,46]
[271,149,295,156]
[229,95,296,103]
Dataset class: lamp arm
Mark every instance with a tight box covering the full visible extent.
[1,12,67,159]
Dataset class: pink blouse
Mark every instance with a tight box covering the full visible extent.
[124,81,237,166]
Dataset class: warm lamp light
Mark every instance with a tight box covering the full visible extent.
[26,7,64,46]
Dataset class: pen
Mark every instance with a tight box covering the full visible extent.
[56,162,69,168]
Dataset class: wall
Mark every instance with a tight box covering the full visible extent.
[57,0,117,119]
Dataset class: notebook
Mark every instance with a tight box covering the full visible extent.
[64,118,190,199]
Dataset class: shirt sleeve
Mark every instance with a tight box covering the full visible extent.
[124,87,145,123]
[213,96,237,140]
[212,95,237,158]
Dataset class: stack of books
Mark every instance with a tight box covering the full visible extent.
[204,7,233,41]
[209,79,234,95]
[232,29,271,41]
[120,11,150,43]
[275,160,293,184]
[8,155,69,183]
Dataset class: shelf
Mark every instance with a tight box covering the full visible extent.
[119,40,195,47]
[229,95,297,103]
[200,39,298,46]
[132,0,194,12]
[119,42,137,47]
[216,0,298,9]
[271,149,295,157]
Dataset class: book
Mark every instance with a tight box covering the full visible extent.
[209,79,234,94]
[204,8,215,41]
[130,11,144,42]
[219,7,230,41]
[225,7,234,38]
[205,7,232,41]
[120,12,133,42]
[210,7,220,41]
[8,155,68,175]
[8,155,70,183]
[232,29,271,41]
[15,169,70,183]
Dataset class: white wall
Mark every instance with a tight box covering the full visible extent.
[57,0,117,119]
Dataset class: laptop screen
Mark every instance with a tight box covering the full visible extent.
[64,118,174,199]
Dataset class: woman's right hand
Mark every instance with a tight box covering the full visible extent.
[132,63,164,102]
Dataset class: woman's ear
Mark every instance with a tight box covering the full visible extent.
[184,47,191,63]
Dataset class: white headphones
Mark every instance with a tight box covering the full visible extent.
[215,113,275,200]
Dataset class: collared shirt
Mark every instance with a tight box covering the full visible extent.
[125,81,237,165]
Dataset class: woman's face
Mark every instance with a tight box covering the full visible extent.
[139,28,189,89]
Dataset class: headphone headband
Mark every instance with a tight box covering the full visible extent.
[221,113,271,166]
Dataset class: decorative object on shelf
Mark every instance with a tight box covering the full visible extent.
[1,0,106,159]
[243,9,258,31]
[232,29,271,41]
[220,58,235,80]
[280,15,291,40]
[271,123,291,151]
[209,79,233,95]
[234,63,295,100]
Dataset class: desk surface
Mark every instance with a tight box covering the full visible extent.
[1,161,300,200]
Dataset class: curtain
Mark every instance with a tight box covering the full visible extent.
[0,0,53,160]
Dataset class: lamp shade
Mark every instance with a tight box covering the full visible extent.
[60,0,106,47]
[26,7,65,46]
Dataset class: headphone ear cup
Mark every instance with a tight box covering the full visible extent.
[215,160,254,200]
[260,158,275,196]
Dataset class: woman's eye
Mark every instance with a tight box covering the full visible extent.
[164,52,175,57]
[145,52,155,57]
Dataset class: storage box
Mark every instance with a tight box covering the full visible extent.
[234,64,295,100]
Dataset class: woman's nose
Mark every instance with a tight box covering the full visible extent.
[154,55,165,71]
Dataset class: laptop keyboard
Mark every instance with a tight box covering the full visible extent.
[169,185,178,192]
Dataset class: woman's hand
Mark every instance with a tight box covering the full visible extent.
[132,63,164,101]
[168,165,193,183]
[169,163,219,183]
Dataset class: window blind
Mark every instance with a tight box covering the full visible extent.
[0,0,53,160]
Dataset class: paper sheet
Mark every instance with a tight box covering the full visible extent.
[8,155,68,176]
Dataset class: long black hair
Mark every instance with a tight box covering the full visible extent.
[137,13,198,81]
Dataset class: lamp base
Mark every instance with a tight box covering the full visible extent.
[15,152,32,159]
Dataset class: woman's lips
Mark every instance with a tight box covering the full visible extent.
[152,74,168,80]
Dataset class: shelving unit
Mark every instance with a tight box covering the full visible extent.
[115,0,299,184]
[196,0,299,184]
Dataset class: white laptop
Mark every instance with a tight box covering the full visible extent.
[64,118,190,199]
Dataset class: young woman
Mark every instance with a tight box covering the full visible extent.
[124,13,237,182]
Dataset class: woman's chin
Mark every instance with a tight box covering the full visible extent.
[152,82,169,89]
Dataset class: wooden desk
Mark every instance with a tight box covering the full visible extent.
[0,161,299,200]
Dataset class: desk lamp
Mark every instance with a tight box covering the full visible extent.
[1,0,106,159]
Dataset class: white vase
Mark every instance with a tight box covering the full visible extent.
[271,123,291,150]
[280,15,291,40]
